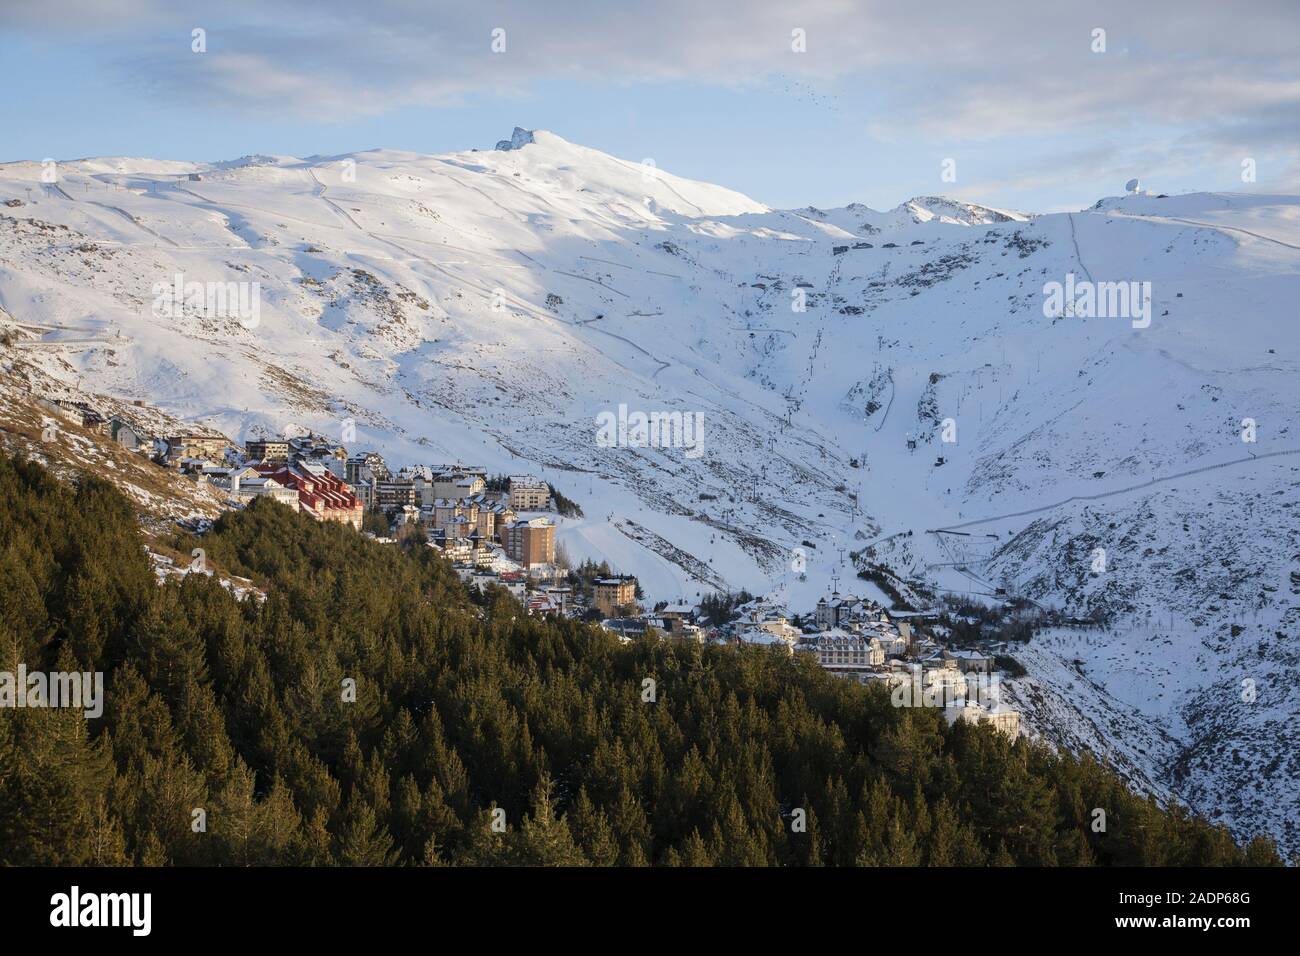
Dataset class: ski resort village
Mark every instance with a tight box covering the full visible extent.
[5,385,1023,738]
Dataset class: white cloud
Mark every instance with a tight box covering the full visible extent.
[6,0,1298,200]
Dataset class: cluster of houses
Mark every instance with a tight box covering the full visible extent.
[598,590,1019,737]
[39,396,148,451]
[775,592,1019,736]
[228,441,562,574]
[164,434,370,530]
[44,395,616,612]
[72,407,563,578]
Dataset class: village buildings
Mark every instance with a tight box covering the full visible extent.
[592,575,637,617]
[286,434,349,479]
[735,604,802,650]
[346,451,389,484]
[431,497,481,537]
[167,434,228,463]
[37,398,113,435]
[815,592,893,630]
[245,438,289,462]
[504,516,556,569]
[508,475,550,510]
[375,476,417,512]
[434,468,486,501]
[944,703,1021,736]
[809,629,886,675]
[656,603,697,637]
[110,417,145,452]
[251,461,363,529]
[166,432,230,464]
[225,467,300,511]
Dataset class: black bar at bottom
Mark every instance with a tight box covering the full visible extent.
[0,865,1287,941]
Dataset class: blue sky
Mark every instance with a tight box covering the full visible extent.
[3,1,1298,212]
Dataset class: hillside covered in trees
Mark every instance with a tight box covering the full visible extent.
[0,455,1281,866]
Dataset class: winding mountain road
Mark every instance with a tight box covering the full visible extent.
[935,446,1300,532]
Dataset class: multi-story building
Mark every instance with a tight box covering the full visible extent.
[541,586,572,614]
[429,531,473,564]
[252,461,363,529]
[947,649,995,674]
[470,539,497,568]
[525,592,564,617]
[433,471,486,500]
[228,471,300,511]
[400,466,435,506]
[349,477,376,510]
[736,626,797,654]
[245,438,289,462]
[944,703,1020,737]
[504,517,556,568]
[435,463,488,482]
[455,474,486,498]
[738,613,801,649]
[814,593,841,629]
[297,448,347,479]
[168,433,228,462]
[172,433,228,458]
[674,623,705,644]
[45,400,107,433]
[283,434,349,478]
[375,477,417,513]
[346,452,389,484]
[431,497,482,536]
[865,629,908,659]
[815,592,884,630]
[508,475,550,510]
[442,514,475,540]
[37,398,83,427]
[809,630,885,674]
[659,603,696,632]
[473,501,497,540]
[440,531,484,566]
[491,502,517,532]
[593,576,637,617]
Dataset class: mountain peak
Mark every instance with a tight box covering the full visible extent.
[895,195,1029,225]
[495,127,537,151]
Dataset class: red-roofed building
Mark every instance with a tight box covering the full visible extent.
[525,592,562,617]
[253,462,364,530]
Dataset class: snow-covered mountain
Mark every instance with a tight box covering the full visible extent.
[2,129,1298,853]
[803,195,1029,235]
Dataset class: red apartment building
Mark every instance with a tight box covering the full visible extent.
[253,462,364,530]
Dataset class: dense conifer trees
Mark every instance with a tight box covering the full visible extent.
[0,456,1280,866]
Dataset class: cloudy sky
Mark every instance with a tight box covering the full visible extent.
[3,0,1297,211]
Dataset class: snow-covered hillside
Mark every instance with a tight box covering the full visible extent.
[1,130,1297,853]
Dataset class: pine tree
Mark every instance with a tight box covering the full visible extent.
[927,798,960,867]
[679,829,713,866]
[509,776,587,866]
[334,797,398,866]
[799,804,824,866]
[567,787,620,866]
[885,814,920,867]
[990,840,1016,866]
[609,784,651,866]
